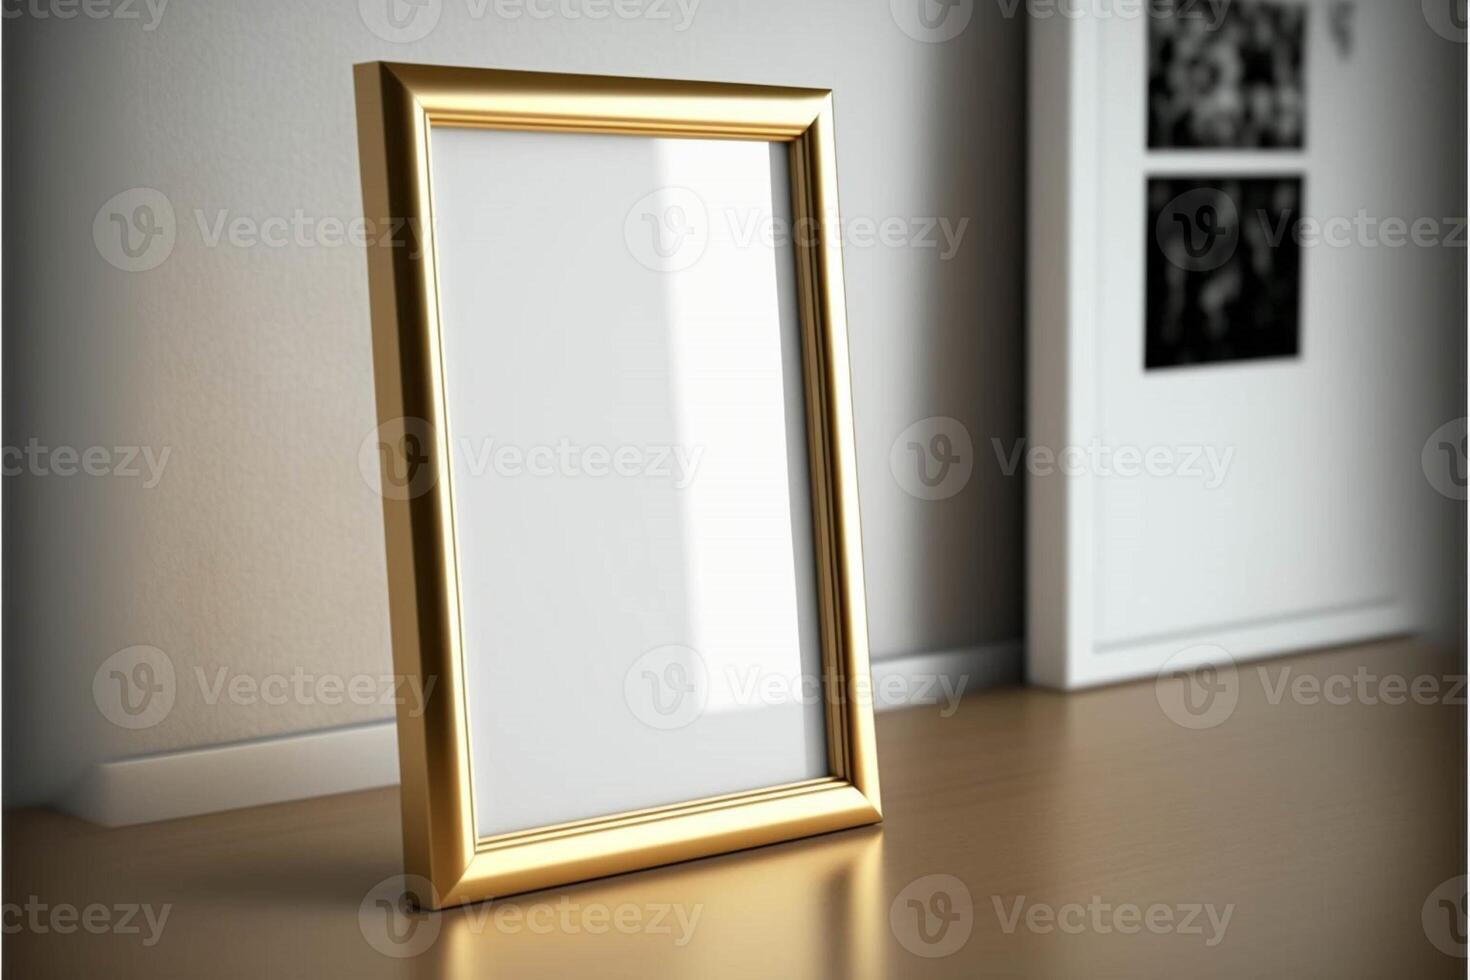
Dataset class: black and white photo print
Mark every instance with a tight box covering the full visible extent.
[1149,0,1307,149]
[1146,175,1303,369]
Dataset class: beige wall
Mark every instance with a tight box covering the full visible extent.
[3,0,1028,804]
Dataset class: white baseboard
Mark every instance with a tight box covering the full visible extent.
[59,640,1022,828]
[63,721,401,828]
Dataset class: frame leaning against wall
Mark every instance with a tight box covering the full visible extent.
[353,61,881,910]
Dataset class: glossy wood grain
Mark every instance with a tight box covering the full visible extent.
[5,639,1464,977]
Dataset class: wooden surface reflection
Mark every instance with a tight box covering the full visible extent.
[5,639,1464,977]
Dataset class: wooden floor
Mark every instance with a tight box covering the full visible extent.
[5,639,1465,978]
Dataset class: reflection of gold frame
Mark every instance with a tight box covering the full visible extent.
[353,61,880,911]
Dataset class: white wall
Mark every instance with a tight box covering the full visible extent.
[2,0,1027,805]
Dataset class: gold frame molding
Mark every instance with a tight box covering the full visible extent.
[353,61,880,911]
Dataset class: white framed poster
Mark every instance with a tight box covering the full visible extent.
[1025,3,1427,688]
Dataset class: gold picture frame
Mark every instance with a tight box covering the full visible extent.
[353,61,880,910]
